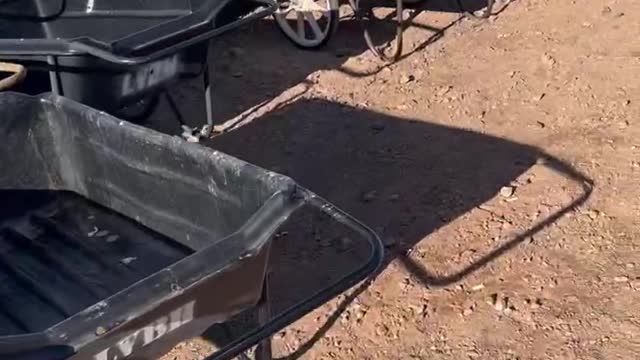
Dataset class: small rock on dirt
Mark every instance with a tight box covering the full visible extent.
[120,257,138,265]
[500,186,516,197]
[399,74,415,84]
[361,191,378,202]
[437,86,453,97]
[95,230,109,237]
[613,276,629,283]
[471,284,485,291]
[529,298,543,309]
[541,53,556,68]
[586,209,602,220]
[488,293,509,312]
[87,227,99,237]
[467,350,480,359]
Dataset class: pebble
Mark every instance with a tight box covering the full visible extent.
[105,235,120,243]
[500,186,516,197]
[541,53,556,68]
[388,193,401,202]
[437,86,453,97]
[95,326,107,336]
[528,299,542,310]
[586,209,601,220]
[613,276,629,283]
[462,307,474,316]
[399,74,415,84]
[87,227,99,237]
[488,293,510,312]
[471,284,485,291]
[95,230,109,237]
[361,191,378,202]
[120,257,138,265]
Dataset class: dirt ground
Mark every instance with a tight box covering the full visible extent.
[162,0,640,359]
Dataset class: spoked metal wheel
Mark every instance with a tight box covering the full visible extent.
[456,0,496,19]
[274,0,340,49]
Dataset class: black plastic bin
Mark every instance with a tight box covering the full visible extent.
[0,0,276,121]
[0,92,383,360]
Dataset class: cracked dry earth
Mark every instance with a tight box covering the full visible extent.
[161,0,640,359]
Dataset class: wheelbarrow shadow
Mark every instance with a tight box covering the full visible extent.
[199,98,593,358]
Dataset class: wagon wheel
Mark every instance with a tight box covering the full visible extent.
[273,0,339,49]
[456,0,496,19]
[356,0,404,62]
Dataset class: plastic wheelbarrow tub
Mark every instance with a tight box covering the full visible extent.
[0,0,276,117]
[0,92,383,360]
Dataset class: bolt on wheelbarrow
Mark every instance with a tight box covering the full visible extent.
[0,92,383,360]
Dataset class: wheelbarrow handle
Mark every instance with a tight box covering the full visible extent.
[207,191,384,360]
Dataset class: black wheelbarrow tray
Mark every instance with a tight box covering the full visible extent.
[0,0,277,120]
[0,92,383,360]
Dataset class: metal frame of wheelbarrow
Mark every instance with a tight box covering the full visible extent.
[207,193,384,360]
[0,0,277,130]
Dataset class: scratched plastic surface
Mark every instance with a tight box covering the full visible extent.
[0,0,197,43]
[0,190,192,336]
[0,92,318,360]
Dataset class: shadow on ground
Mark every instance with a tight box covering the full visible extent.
[198,98,592,359]
[150,0,513,134]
